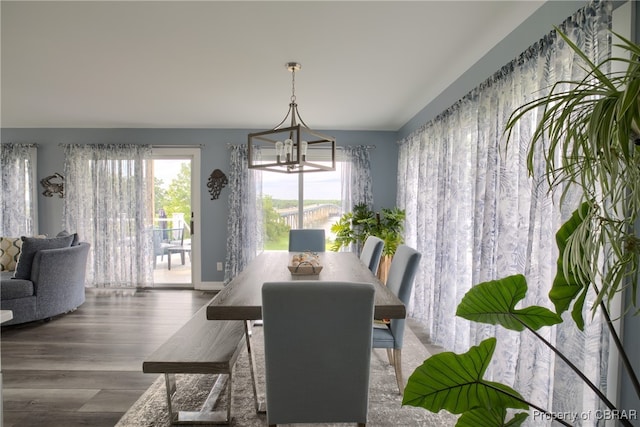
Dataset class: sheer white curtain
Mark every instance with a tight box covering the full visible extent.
[1,143,37,236]
[224,144,263,283]
[340,145,374,213]
[63,144,153,287]
[398,1,611,421]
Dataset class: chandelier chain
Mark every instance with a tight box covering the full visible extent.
[290,69,297,103]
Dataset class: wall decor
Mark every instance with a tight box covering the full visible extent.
[207,169,228,200]
[40,173,64,198]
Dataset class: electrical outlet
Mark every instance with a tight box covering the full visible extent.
[217,262,223,271]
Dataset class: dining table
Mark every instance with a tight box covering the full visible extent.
[206,250,407,412]
[206,251,405,321]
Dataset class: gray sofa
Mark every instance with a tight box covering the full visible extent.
[1,242,90,326]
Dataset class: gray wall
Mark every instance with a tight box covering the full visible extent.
[0,127,396,283]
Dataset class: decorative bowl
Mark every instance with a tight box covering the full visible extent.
[289,252,322,275]
[288,262,323,276]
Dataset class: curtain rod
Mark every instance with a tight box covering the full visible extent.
[231,143,376,149]
[152,144,204,149]
[58,143,204,148]
[3,142,39,147]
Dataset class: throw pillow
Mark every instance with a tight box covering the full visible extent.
[56,230,80,246]
[0,237,23,272]
[13,234,75,279]
[0,235,47,272]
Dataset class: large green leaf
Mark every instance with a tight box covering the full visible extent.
[456,407,528,427]
[402,338,528,414]
[549,202,592,329]
[456,275,562,332]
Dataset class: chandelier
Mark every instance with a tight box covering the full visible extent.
[248,62,336,173]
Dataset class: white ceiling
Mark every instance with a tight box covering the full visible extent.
[1,1,546,131]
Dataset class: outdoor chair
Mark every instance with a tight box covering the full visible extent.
[166,225,191,270]
[152,227,183,268]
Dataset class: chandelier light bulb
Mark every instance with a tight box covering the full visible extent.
[284,139,293,161]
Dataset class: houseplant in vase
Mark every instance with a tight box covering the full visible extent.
[330,202,405,282]
[403,30,640,426]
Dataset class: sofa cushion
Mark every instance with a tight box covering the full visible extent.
[0,272,34,299]
[14,235,75,279]
[0,237,23,272]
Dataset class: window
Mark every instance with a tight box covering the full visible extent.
[261,163,343,251]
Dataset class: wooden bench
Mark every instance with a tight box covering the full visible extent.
[142,305,245,425]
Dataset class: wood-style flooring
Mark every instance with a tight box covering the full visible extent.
[1,288,435,427]
[1,288,215,427]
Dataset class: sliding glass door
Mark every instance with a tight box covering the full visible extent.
[152,148,201,288]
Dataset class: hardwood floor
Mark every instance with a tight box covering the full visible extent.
[1,288,215,427]
[1,288,438,427]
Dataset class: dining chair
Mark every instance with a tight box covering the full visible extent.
[288,228,326,252]
[372,244,421,395]
[359,235,385,274]
[262,281,375,427]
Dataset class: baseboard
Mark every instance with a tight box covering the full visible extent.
[196,281,224,291]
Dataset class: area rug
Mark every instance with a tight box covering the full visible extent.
[116,325,458,426]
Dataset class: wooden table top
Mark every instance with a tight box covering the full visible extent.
[206,251,406,321]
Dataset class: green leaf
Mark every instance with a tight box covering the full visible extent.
[456,407,529,427]
[456,275,562,332]
[549,202,591,329]
[570,286,588,330]
[504,413,529,427]
[403,338,528,414]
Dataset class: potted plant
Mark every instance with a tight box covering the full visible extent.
[330,202,406,281]
[403,30,640,426]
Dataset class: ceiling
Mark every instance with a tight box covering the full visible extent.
[1,1,547,131]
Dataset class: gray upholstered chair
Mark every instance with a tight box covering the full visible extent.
[359,235,385,274]
[288,228,326,252]
[372,244,421,394]
[262,281,375,427]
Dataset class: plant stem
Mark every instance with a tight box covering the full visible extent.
[523,324,619,413]
[597,298,640,397]
[484,383,573,427]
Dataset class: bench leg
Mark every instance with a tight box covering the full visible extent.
[244,320,266,413]
[162,373,233,425]
[164,374,177,419]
